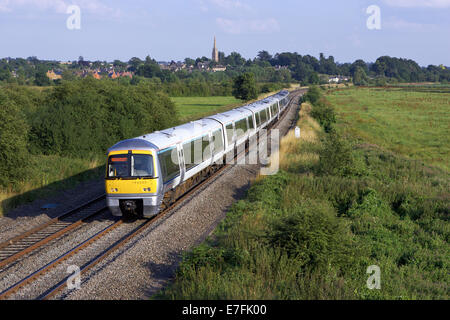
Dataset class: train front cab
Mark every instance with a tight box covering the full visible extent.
[105,149,163,218]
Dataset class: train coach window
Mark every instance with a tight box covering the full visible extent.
[158,148,180,183]
[202,135,212,161]
[226,123,233,145]
[235,118,247,137]
[212,129,224,153]
[255,113,261,127]
[259,110,267,123]
[247,116,254,130]
[183,135,210,170]
[271,104,278,116]
[131,154,154,177]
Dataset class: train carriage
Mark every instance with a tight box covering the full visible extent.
[105,90,290,218]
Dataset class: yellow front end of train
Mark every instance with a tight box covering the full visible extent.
[105,149,161,218]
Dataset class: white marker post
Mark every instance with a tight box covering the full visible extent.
[295,126,301,139]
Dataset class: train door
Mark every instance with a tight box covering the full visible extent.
[177,143,186,183]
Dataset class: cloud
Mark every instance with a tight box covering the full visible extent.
[210,0,251,11]
[216,17,280,34]
[383,0,450,8]
[0,0,121,17]
[198,0,251,13]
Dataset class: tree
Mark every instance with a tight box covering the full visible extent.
[257,50,272,62]
[353,67,368,85]
[0,92,29,187]
[232,72,258,101]
[34,66,50,86]
[184,58,195,66]
[224,52,245,67]
[350,59,368,77]
[128,57,143,72]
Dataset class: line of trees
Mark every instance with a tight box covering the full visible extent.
[2,52,448,88]
[0,79,178,188]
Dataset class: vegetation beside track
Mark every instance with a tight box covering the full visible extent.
[157,86,449,300]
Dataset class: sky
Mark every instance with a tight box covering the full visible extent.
[0,0,449,66]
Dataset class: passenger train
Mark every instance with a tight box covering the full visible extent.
[105,90,290,218]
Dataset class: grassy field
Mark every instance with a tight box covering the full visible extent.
[171,90,290,123]
[325,87,450,171]
[157,87,449,300]
[171,96,241,122]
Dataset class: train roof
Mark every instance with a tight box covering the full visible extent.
[134,118,222,151]
[107,90,290,153]
[206,108,252,124]
[107,138,158,154]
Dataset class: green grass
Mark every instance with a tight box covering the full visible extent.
[325,87,450,171]
[171,96,241,122]
[156,88,449,300]
[0,155,104,217]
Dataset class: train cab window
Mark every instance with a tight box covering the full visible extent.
[131,154,154,177]
[108,154,154,178]
[158,148,180,183]
[226,123,233,145]
[108,155,129,178]
[235,118,247,137]
[212,129,224,153]
[247,116,254,130]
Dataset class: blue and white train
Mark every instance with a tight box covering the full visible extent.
[105,90,290,218]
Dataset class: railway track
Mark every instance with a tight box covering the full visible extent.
[0,195,107,270]
[0,89,303,300]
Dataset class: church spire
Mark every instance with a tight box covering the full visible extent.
[212,36,219,62]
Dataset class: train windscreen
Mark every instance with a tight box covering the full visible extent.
[107,154,154,178]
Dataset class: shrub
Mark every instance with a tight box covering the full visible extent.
[310,100,336,132]
[302,86,321,105]
[316,131,355,176]
[0,92,29,188]
[232,72,258,101]
[267,197,352,271]
[28,79,178,158]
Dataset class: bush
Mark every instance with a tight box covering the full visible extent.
[316,131,355,176]
[232,72,258,101]
[28,79,178,157]
[0,92,29,188]
[267,197,352,271]
[302,86,321,105]
[310,101,336,132]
